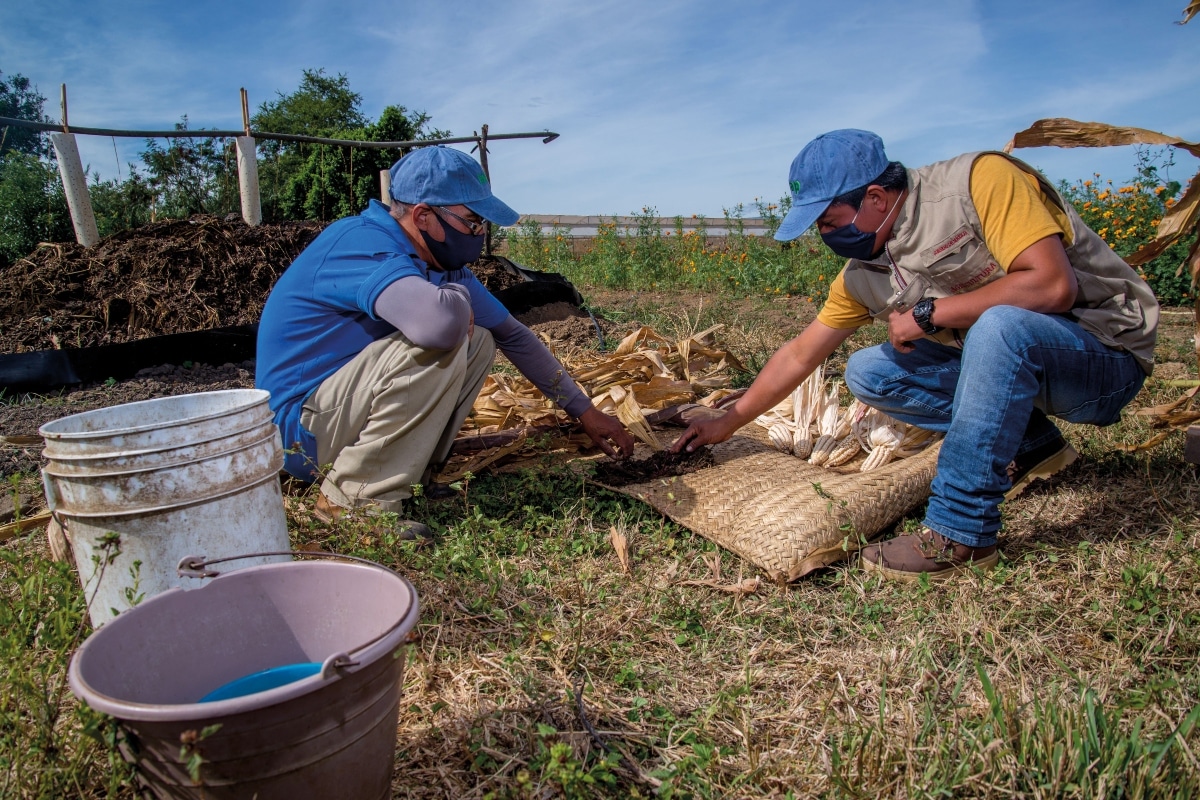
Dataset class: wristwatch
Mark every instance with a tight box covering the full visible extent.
[911,297,941,335]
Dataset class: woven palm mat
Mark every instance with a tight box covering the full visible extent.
[593,428,941,581]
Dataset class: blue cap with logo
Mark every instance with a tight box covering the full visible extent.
[774,129,890,241]
[389,146,520,226]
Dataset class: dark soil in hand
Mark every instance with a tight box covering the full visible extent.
[592,447,716,487]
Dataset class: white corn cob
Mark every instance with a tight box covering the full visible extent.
[825,434,865,467]
[792,425,815,460]
[768,422,794,454]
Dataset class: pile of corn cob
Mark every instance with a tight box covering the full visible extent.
[756,366,940,471]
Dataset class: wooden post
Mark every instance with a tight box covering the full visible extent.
[479,124,492,255]
[51,131,100,248]
[380,168,391,203]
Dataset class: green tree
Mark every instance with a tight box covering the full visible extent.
[0,71,67,264]
[138,116,238,220]
[0,152,71,265]
[253,69,449,222]
[89,169,155,237]
[0,70,47,161]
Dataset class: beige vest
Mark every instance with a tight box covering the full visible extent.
[841,152,1159,375]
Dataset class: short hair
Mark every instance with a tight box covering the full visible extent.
[829,161,908,210]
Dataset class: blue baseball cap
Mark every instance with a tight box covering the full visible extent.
[389,146,520,226]
[774,129,890,241]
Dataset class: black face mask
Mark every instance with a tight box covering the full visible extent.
[820,192,903,260]
[420,211,485,271]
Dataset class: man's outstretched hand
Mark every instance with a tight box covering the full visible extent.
[669,412,738,454]
[578,406,635,460]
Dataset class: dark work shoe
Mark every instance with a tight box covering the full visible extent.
[393,519,435,541]
[1005,436,1078,500]
[861,527,999,582]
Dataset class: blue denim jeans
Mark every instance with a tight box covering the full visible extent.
[845,306,1146,548]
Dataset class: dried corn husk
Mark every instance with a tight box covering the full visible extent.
[852,406,906,471]
[791,367,824,459]
[894,425,941,458]
[755,398,794,430]
[768,422,794,453]
[807,383,842,465]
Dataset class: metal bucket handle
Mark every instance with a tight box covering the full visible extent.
[176,551,415,679]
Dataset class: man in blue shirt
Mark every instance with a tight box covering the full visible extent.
[257,146,633,531]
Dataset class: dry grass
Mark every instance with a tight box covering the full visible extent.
[3,291,1199,799]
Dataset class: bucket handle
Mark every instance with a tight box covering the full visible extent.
[177,551,413,678]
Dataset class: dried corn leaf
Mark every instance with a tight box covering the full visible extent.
[1181,0,1199,25]
[610,526,632,574]
[611,385,662,451]
[680,576,761,596]
[627,376,696,410]
[614,326,672,355]
[676,337,693,382]
[1008,118,1200,159]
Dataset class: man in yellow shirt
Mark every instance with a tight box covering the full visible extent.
[672,129,1158,581]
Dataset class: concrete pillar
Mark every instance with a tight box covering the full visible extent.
[236,136,261,227]
[49,132,99,248]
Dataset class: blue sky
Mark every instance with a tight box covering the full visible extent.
[2,0,1197,218]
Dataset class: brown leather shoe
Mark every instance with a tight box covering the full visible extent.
[312,493,434,541]
[861,527,998,582]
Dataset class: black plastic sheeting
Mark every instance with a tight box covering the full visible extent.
[1,257,590,395]
[1,325,260,395]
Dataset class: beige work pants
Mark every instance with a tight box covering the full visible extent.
[300,328,495,512]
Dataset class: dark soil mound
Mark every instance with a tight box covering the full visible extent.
[592,447,716,486]
[0,215,325,353]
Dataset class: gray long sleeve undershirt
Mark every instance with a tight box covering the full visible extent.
[374,276,591,418]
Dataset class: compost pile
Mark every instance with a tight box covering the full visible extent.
[0,215,325,353]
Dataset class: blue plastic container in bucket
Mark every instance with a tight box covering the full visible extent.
[68,554,419,800]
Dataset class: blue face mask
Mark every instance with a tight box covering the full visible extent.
[420,210,485,271]
[820,192,903,260]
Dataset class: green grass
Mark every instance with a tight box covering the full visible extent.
[2,289,1198,799]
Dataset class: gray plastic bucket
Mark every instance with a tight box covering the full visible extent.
[68,556,420,800]
[39,390,290,628]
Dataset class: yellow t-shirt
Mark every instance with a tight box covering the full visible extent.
[816,154,1072,329]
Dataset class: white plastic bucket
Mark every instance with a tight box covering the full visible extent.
[39,390,291,628]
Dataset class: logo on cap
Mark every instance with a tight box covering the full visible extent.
[789,179,802,193]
